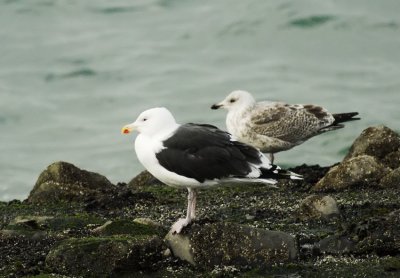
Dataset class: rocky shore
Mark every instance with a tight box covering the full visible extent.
[1,125,400,277]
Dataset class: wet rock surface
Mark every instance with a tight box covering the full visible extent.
[1,125,400,277]
[166,222,297,268]
[297,195,340,220]
[46,235,164,277]
[344,125,400,161]
[27,161,116,204]
[312,155,391,191]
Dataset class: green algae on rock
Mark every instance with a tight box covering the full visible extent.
[46,235,164,277]
[93,219,166,238]
[28,161,115,204]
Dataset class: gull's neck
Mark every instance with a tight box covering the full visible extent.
[226,102,255,136]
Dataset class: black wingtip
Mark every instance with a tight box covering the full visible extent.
[260,166,303,181]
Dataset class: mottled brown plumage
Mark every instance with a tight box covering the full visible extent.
[211,90,360,162]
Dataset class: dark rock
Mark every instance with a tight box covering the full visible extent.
[344,126,400,161]
[0,232,59,277]
[46,235,164,277]
[27,161,115,204]
[297,195,339,220]
[165,222,297,269]
[84,186,153,212]
[380,167,400,188]
[343,210,400,255]
[316,235,355,254]
[382,150,400,169]
[128,170,163,188]
[312,155,390,191]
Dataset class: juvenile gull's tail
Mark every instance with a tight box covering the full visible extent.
[332,112,360,125]
[320,112,360,132]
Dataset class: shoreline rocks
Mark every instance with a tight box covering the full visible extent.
[1,125,400,277]
[166,222,298,268]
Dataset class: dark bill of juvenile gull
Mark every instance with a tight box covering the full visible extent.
[122,107,302,234]
[211,90,360,163]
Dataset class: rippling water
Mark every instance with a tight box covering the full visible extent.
[1,0,399,201]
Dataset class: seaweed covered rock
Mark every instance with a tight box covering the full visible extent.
[165,222,297,269]
[343,209,400,255]
[344,125,400,163]
[128,170,162,188]
[312,155,390,191]
[46,235,164,277]
[297,195,339,220]
[27,161,115,204]
[380,167,400,188]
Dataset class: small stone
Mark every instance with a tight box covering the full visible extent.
[10,216,54,226]
[91,220,113,234]
[163,248,172,257]
[133,217,163,228]
[297,195,340,220]
[245,214,255,220]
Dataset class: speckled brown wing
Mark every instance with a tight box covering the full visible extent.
[250,102,335,143]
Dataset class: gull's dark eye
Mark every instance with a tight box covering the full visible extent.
[143,118,147,121]
[230,98,236,103]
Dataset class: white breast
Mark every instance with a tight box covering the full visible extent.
[226,109,250,141]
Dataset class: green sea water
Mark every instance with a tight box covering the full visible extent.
[1,0,399,201]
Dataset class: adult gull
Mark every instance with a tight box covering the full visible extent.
[211,90,360,163]
[122,107,301,234]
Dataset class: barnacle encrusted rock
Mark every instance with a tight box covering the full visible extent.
[312,155,390,191]
[165,222,297,268]
[344,125,400,162]
[297,195,340,220]
[27,161,115,204]
[379,167,400,188]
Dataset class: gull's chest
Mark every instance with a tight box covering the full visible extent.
[226,111,251,138]
[134,135,164,172]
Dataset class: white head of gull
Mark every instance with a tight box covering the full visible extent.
[122,107,302,234]
[212,90,360,163]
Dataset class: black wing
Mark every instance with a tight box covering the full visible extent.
[156,123,262,183]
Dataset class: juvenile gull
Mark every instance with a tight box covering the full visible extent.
[122,107,301,234]
[211,90,360,163]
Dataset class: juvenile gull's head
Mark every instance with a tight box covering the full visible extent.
[211,90,256,111]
